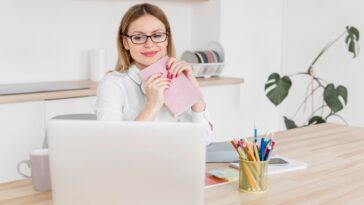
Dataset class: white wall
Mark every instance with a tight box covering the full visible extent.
[283,0,364,127]
[0,0,192,84]
[219,0,284,137]
[0,0,285,139]
[9,0,363,138]
[0,0,237,139]
[191,0,220,50]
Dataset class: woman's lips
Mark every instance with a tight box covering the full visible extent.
[141,51,158,57]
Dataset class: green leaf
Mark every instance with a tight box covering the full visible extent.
[345,35,351,45]
[347,26,360,41]
[284,116,298,129]
[348,41,359,58]
[324,84,348,113]
[265,73,292,106]
[308,116,326,125]
[346,26,360,58]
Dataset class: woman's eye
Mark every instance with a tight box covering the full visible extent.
[133,36,144,40]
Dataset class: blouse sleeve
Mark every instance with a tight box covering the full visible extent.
[95,76,126,121]
[178,107,214,145]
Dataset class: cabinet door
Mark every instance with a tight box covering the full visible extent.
[0,101,45,183]
[45,96,97,121]
[200,84,241,141]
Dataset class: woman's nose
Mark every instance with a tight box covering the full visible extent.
[144,37,154,47]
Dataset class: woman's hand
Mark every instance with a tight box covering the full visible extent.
[167,57,206,112]
[144,73,171,113]
[167,57,195,81]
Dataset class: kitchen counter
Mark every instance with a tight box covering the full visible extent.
[0,77,244,104]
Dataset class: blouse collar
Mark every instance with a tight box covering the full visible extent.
[127,64,142,85]
[127,64,146,95]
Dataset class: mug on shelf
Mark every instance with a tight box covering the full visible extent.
[17,148,52,192]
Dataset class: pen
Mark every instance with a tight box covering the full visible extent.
[260,138,265,161]
[264,139,272,158]
[231,139,247,160]
[253,143,260,161]
[230,140,238,152]
[272,140,276,150]
[264,140,272,160]
[254,123,258,144]
[243,138,256,161]
[237,142,248,160]
[271,134,276,150]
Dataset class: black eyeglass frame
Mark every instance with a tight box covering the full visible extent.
[122,32,169,44]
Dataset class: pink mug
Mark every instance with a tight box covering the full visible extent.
[17,149,52,192]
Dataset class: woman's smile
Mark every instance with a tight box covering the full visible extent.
[141,51,158,57]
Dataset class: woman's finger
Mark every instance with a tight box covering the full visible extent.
[154,81,171,89]
[169,61,184,77]
[174,62,191,78]
[146,73,163,84]
[172,64,184,78]
[157,84,170,92]
[167,57,177,70]
[149,77,170,87]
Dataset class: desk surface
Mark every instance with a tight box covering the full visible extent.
[1,123,364,204]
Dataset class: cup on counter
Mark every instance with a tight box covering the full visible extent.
[89,49,106,81]
[238,159,269,192]
[17,148,52,192]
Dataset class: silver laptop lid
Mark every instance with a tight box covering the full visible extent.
[48,120,205,205]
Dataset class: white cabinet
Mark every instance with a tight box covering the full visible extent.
[44,96,97,121]
[0,88,239,182]
[201,84,241,141]
[0,101,45,182]
[0,97,97,183]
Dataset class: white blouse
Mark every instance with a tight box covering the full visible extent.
[95,64,213,144]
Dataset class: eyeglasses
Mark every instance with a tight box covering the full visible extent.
[123,32,168,44]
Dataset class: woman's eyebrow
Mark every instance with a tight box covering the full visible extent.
[130,29,165,35]
[151,29,165,33]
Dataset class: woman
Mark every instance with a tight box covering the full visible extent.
[95,3,213,143]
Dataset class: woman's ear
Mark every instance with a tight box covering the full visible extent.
[123,37,130,50]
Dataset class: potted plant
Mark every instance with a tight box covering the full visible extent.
[265,26,360,129]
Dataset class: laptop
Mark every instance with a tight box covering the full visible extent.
[47,120,206,205]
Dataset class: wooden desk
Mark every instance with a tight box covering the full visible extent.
[1,123,364,204]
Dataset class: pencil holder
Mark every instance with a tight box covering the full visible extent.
[238,159,269,192]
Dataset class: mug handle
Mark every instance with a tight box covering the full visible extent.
[17,160,31,179]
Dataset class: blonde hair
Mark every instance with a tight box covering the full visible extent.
[115,3,175,72]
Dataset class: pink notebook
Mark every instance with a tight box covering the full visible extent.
[140,56,203,117]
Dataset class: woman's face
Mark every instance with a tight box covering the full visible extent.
[123,14,168,70]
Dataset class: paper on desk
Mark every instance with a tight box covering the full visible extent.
[208,169,239,182]
[229,155,307,175]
